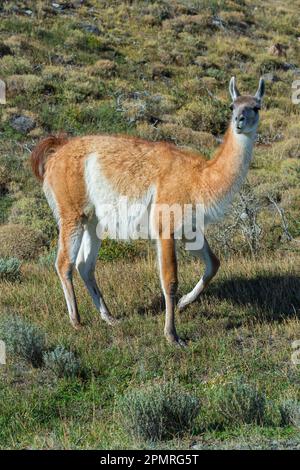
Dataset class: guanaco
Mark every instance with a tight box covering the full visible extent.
[31,77,265,345]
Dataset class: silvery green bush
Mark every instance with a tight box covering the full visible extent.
[0,257,21,281]
[279,399,300,428]
[43,345,80,378]
[119,382,200,441]
[38,249,56,268]
[0,315,46,366]
[214,379,267,427]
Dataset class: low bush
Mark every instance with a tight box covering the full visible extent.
[175,98,229,135]
[211,379,267,427]
[99,238,147,261]
[119,382,200,442]
[0,315,46,367]
[136,121,215,154]
[279,399,300,428]
[0,163,10,193]
[0,224,46,260]
[38,249,57,268]
[0,257,21,281]
[43,346,80,378]
[8,196,57,241]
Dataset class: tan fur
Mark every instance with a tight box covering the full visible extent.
[43,127,243,214]
[33,129,250,341]
[158,236,178,344]
[31,78,263,344]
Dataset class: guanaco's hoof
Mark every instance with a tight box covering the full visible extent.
[177,295,190,311]
[165,334,187,348]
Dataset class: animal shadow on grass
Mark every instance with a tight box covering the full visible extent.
[206,274,300,322]
[136,274,300,323]
[136,295,165,317]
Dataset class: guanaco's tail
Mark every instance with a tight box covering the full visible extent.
[30,134,69,181]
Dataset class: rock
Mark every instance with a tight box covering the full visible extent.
[10,115,36,134]
[0,43,13,58]
[262,72,280,82]
[211,16,226,29]
[79,23,101,35]
[268,43,287,57]
[282,62,297,71]
[52,1,82,11]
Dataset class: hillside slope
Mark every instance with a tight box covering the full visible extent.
[0,0,299,450]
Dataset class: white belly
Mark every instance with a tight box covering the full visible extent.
[85,152,154,240]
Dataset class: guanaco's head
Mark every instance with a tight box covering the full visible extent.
[229,77,265,135]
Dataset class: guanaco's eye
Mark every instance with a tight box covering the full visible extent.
[229,103,234,110]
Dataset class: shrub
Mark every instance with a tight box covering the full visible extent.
[0,195,13,224]
[89,59,117,77]
[175,98,229,135]
[6,74,43,97]
[41,102,130,135]
[136,121,215,154]
[8,196,57,241]
[120,93,177,124]
[279,399,300,428]
[41,65,66,81]
[43,346,80,378]
[99,238,146,261]
[0,163,10,193]
[163,14,212,34]
[213,380,267,427]
[0,55,31,74]
[0,257,21,281]
[38,249,57,268]
[0,315,46,367]
[206,184,284,256]
[0,224,46,260]
[119,382,200,442]
[63,73,105,103]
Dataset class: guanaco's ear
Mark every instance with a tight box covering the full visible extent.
[229,76,240,101]
[255,77,265,102]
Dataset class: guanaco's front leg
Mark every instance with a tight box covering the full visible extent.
[157,236,185,346]
[178,236,220,311]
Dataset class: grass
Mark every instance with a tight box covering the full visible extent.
[0,0,300,450]
[0,253,299,449]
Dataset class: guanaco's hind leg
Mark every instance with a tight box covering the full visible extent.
[56,220,83,329]
[75,216,117,325]
[157,236,185,346]
[177,237,220,311]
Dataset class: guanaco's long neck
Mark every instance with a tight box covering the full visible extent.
[200,123,256,207]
